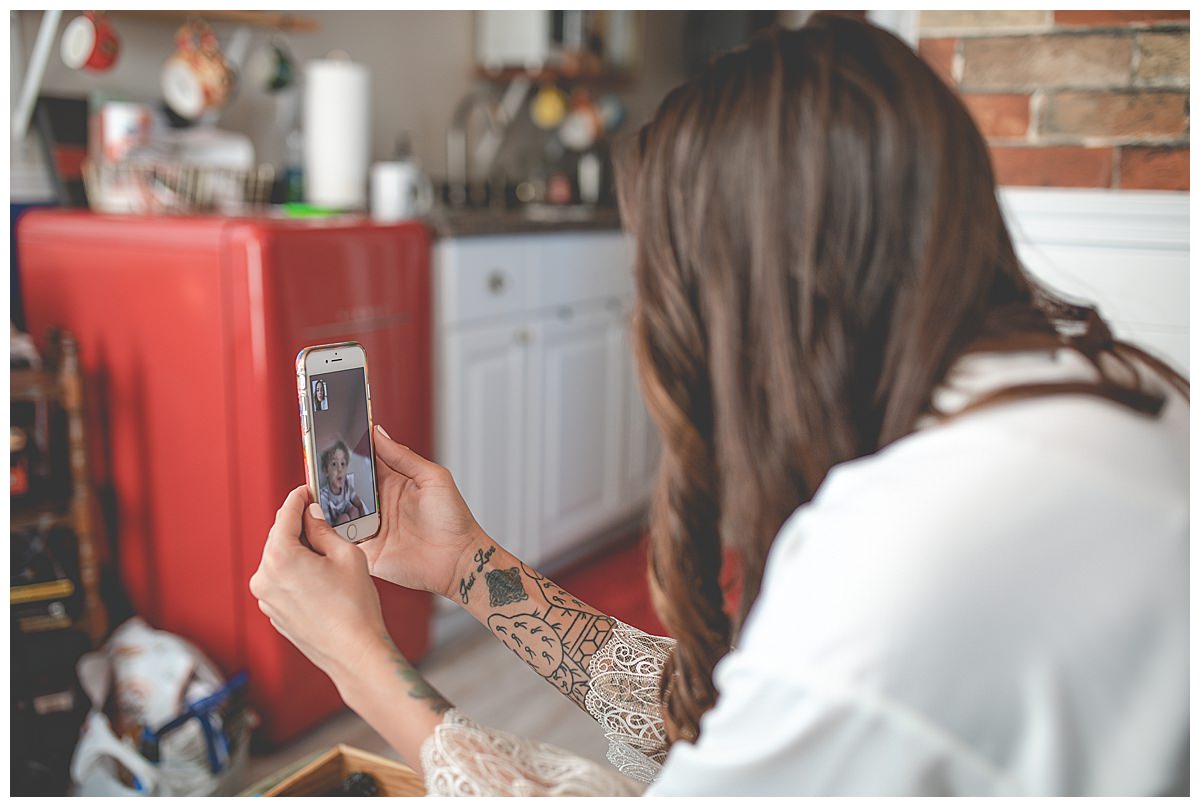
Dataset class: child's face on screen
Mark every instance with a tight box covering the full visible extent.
[324,448,348,493]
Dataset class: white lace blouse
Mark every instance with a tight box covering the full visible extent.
[418,350,1189,796]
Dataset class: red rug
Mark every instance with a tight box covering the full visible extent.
[556,533,745,639]
[555,532,668,637]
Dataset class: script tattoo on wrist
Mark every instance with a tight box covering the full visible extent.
[457,545,496,604]
[485,564,614,710]
[386,637,452,715]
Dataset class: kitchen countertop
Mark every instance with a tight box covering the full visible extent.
[25,207,626,238]
[429,204,624,238]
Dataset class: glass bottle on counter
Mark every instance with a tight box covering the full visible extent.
[542,136,575,205]
[284,128,304,203]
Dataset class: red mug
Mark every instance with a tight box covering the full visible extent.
[60,11,120,73]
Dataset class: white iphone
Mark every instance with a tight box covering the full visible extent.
[295,341,381,543]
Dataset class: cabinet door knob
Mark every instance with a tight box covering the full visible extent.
[514,328,531,345]
[487,270,507,294]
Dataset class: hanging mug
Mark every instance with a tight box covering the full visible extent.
[161,20,235,121]
[60,11,120,73]
[246,37,295,93]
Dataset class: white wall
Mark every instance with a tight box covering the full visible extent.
[1001,188,1190,377]
[15,10,688,176]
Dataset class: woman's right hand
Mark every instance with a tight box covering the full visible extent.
[361,425,487,600]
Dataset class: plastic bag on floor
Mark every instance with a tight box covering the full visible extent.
[69,617,252,796]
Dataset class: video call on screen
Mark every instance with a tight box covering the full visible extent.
[310,368,377,526]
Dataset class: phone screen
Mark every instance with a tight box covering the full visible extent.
[308,368,377,527]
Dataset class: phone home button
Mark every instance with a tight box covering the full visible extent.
[346,523,358,541]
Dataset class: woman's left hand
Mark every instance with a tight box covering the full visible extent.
[250,485,388,688]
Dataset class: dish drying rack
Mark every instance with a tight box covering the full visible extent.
[83,159,276,215]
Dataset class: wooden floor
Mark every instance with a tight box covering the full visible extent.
[244,618,612,788]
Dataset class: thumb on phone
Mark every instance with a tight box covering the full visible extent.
[303,503,352,558]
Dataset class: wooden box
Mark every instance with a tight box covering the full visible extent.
[257,745,425,797]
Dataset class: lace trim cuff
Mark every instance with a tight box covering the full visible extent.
[584,619,676,783]
[420,709,646,796]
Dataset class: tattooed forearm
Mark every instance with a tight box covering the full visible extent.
[482,560,615,711]
[385,637,452,715]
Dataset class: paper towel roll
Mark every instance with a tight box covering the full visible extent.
[303,58,371,209]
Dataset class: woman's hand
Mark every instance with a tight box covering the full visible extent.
[249,485,388,687]
[360,425,486,601]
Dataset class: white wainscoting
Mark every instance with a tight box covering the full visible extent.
[998,187,1190,377]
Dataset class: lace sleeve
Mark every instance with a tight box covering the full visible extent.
[418,621,675,795]
[420,710,646,796]
[584,620,676,783]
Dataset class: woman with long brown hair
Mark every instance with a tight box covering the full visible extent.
[249,14,1188,795]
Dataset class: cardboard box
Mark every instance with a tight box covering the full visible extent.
[250,744,425,797]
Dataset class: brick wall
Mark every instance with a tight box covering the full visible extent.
[918,10,1189,190]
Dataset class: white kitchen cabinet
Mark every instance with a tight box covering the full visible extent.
[441,321,532,561]
[530,304,629,562]
[476,11,553,70]
[475,11,639,72]
[434,231,655,570]
[617,300,661,504]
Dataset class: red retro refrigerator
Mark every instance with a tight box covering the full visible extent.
[18,211,434,744]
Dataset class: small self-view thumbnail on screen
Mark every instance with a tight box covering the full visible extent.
[310,369,377,526]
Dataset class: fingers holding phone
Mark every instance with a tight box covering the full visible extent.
[372,426,445,485]
[250,485,386,681]
[357,425,488,600]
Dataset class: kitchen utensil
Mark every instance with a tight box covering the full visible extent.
[531,84,567,129]
[547,172,572,204]
[245,37,295,93]
[559,107,599,151]
[596,95,625,132]
[578,151,601,205]
[60,12,119,73]
[161,20,235,121]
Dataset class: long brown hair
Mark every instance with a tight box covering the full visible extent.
[616,13,1187,745]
